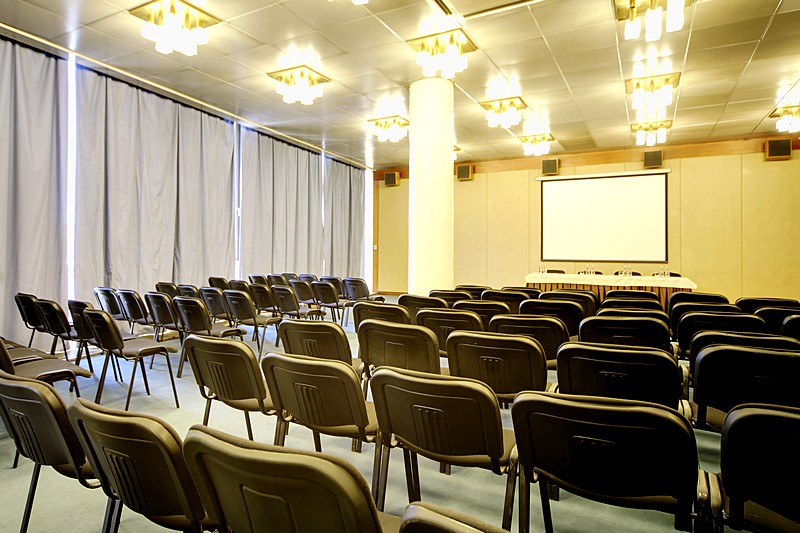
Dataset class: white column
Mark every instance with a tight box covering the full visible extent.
[408,77,454,295]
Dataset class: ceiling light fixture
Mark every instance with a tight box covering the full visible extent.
[129,0,219,57]
[615,0,690,43]
[480,97,527,129]
[407,19,477,79]
[633,121,671,146]
[627,72,679,122]
[268,46,330,105]
[520,134,554,157]
[771,84,800,134]
[368,115,410,142]
[453,145,461,161]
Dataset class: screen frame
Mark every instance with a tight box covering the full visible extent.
[538,169,670,263]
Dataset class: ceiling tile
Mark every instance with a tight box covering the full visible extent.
[1,0,78,39]
[196,56,262,83]
[692,0,780,29]
[25,0,120,26]
[281,0,370,31]
[319,16,399,53]
[689,19,768,51]
[339,71,399,94]
[53,26,138,61]
[205,24,265,55]
[461,10,539,49]
[544,21,617,52]
[228,5,315,45]
[532,0,613,32]
[205,0,281,21]
[482,37,550,67]
[372,3,442,41]
[554,45,619,74]
[105,49,183,77]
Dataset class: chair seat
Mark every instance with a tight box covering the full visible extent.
[377,511,402,531]
[239,315,281,327]
[14,358,92,380]
[6,344,56,364]
[298,401,379,439]
[120,337,169,359]
[400,428,517,470]
[287,308,326,319]
[220,383,276,413]
[207,324,245,338]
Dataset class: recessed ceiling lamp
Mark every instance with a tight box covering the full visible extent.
[615,0,690,42]
[368,116,410,142]
[407,17,477,79]
[771,84,800,134]
[268,46,330,105]
[632,121,671,146]
[129,0,219,57]
[626,72,680,123]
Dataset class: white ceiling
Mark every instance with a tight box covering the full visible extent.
[1,0,799,168]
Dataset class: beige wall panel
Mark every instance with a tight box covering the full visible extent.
[487,170,531,288]
[454,172,488,286]
[529,169,542,275]
[377,180,409,293]
[680,155,743,299]
[665,160,682,276]
[741,153,800,299]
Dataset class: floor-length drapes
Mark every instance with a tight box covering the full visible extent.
[324,157,364,278]
[0,41,67,345]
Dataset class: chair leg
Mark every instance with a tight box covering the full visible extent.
[244,411,253,440]
[102,498,123,533]
[12,449,20,469]
[351,437,362,453]
[519,467,531,533]
[501,456,518,531]
[203,399,212,425]
[61,338,70,361]
[176,347,187,379]
[139,359,151,395]
[313,431,322,452]
[49,336,58,356]
[20,463,42,533]
[376,444,391,510]
[273,418,287,446]
[371,435,382,498]
[94,352,112,404]
[125,358,138,411]
[439,462,451,475]
[27,329,35,348]
[539,479,554,533]
[163,352,180,408]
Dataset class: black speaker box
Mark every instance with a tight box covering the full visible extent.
[384,171,400,186]
[765,138,792,161]
[455,163,473,181]
[542,158,559,176]
[643,150,663,168]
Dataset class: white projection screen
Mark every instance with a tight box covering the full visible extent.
[541,172,668,262]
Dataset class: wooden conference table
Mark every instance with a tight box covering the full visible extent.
[524,272,697,309]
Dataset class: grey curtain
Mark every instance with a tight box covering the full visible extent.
[0,41,67,346]
[240,128,274,277]
[323,157,364,278]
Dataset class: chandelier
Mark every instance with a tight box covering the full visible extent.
[368,116,410,143]
[616,0,690,42]
[771,84,800,134]
[520,134,553,157]
[633,121,671,146]
[129,0,219,57]
[407,28,477,79]
[268,47,330,106]
[627,73,680,123]
[480,97,527,129]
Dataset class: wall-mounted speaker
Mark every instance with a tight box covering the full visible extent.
[765,138,792,161]
[643,150,663,168]
[384,171,400,186]
[455,163,473,181]
[542,158,559,176]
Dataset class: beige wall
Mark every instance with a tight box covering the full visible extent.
[376,146,800,301]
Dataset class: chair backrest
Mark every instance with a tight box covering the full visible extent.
[319,276,345,297]
[689,331,800,368]
[488,314,568,364]
[605,289,659,300]
[678,311,766,356]
[182,425,383,533]
[0,341,18,373]
[261,352,369,439]
[271,285,302,315]
[94,287,125,321]
[371,367,507,472]
[501,287,542,300]
[784,315,800,341]
[357,319,440,374]
[721,404,800,529]
[267,274,289,287]
[311,281,340,306]
[248,274,268,285]
[0,371,94,485]
[556,341,681,409]
[174,296,214,334]
[289,279,316,304]
[578,316,672,352]
[15,292,46,331]
[116,289,149,324]
[598,297,664,311]
[145,291,182,329]
[155,282,178,298]
[511,392,697,531]
[82,308,125,352]
[177,284,200,298]
[278,320,352,363]
[298,273,318,282]
[182,335,270,408]
[595,307,670,325]
[446,331,548,396]
[282,272,299,281]
[36,298,72,336]
[554,288,601,309]
[415,308,484,351]
[693,345,800,426]
[223,289,259,322]
[68,398,207,529]
[519,299,584,337]
[250,283,277,314]
[670,302,742,334]
[398,294,448,323]
[735,296,800,314]
[228,279,252,295]
[454,285,491,299]
[68,300,94,342]
[755,306,800,334]
[428,289,473,307]
[451,300,511,330]
[667,290,728,314]
[540,290,596,316]
[199,287,230,320]
[343,277,373,300]
[353,301,412,330]
[208,276,230,290]
[479,290,530,314]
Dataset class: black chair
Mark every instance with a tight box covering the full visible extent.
[480,290,530,314]
[416,308,484,358]
[208,276,230,290]
[343,278,385,325]
[173,296,245,377]
[554,289,600,311]
[282,272,299,281]
[248,274,268,285]
[596,307,671,326]
[670,302,743,340]
[250,283,280,317]
[155,281,179,298]
[540,290,596,316]
[784,314,800,340]
[578,316,672,353]
[353,301,412,331]
[598,297,664,312]
[512,392,701,533]
[177,284,200,298]
[228,279,252,295]
[320,276,347,301]
[35,298,81,358]
[452,300,511,330]
[277,319,361,375]
[289,279,319,309]
[667,291,728,315]
[502,287,542,300]
[693,345,800,430]
[755,306,800,334]
[428,289,473,307]
[271,285,325,321]
[144,291,186,343]
[398,294,448,323]
[93,287,128,325]
[454,285,491,299]
[605,289,659,300]
[267,273,289,287]
[68,300,99,370]
[115,289,156,335]
[312,280,347,323]
[734,296,800,314]
[298,273,318,282]
[223,289,281,356]
[519,299,584,337]
[0,336,92,399]
[677,311,766,360]
[199,286,233,325]
[14,292,49,347]
[488,315,568,370]
[714,404,800,532]
[689,330,800,362]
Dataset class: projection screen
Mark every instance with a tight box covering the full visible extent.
[541,171,668,262]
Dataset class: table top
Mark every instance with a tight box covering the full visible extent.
[524,272,697,289]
